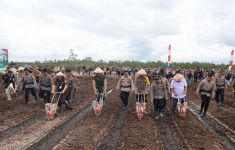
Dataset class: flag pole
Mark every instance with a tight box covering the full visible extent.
[228,49,234,72]
[168,44,171,67]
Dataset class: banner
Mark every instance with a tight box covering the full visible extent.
[0,48,8,69]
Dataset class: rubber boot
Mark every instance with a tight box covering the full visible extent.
[155,111,159,120]
[7,94,11,101]
[64,100,73,110]
[198,110,202,115]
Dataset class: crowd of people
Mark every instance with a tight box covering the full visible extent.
[1,64,234,119]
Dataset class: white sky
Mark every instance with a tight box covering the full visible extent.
[0,0,234,63]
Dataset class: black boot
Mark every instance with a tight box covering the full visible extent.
[198,110,202,115]
[64,101,73,110]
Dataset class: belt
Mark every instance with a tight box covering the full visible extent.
[121,85,131,88]
[201,89,211,93]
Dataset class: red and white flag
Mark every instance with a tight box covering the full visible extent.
[168,44,171,66]
[228,49,234,71]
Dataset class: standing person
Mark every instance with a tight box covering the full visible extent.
[231,75,235,104]
[187,70,193,86]
[170,73,188,113]
[161,72,171,112]
[71,71,80,100]
[151,74,168,120]
[22,68,38,104]
[2,70,17,101]
[196,73,216,117]
[215,71,227,106]
[134,69,150,114]
[116,68,134,108]
[16,66,25,93]
[52,72,72,112]
[92,67,107,102]
[38,68,53,103]
[64,68,75,103]
[194,70,199,83]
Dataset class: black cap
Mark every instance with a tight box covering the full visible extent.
[208,73,213,77]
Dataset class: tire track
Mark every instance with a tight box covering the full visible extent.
[95,107,128,150]
[188,102,235,150]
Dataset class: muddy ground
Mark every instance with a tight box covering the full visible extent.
[0,77,234,150]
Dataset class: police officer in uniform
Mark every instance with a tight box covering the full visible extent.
[52,72,72,112]
[22,68,38,104]
[215,70,227,106]
[117,68,134,108]
[161,73,171,112]
[196,73,216,117]
[151,74,168,120]
[38,68,53,103]
[65,68,75,103]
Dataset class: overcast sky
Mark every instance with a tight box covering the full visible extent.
[0,0,234,63]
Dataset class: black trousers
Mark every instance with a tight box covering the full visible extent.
[172,98,185,112]
[120,91,130,107]
[25,88,37,103]
[153,98,164,113]
[216,89,224,105]
[39,89,51,103]
[200,95,211,114]
[135,94,147,103]
[57,93,68,108]
[65,88,73,102]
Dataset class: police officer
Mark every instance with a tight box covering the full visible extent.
[151,74,168,120]
[161,72,171,112]
[22,68,38,104]
[2,69,17,101]
[38,68,53,103]
[196,73,216,117]
[117,68,134,108]
[64,68,75,103]
[215,71,227,106]
[52,72,72,112]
